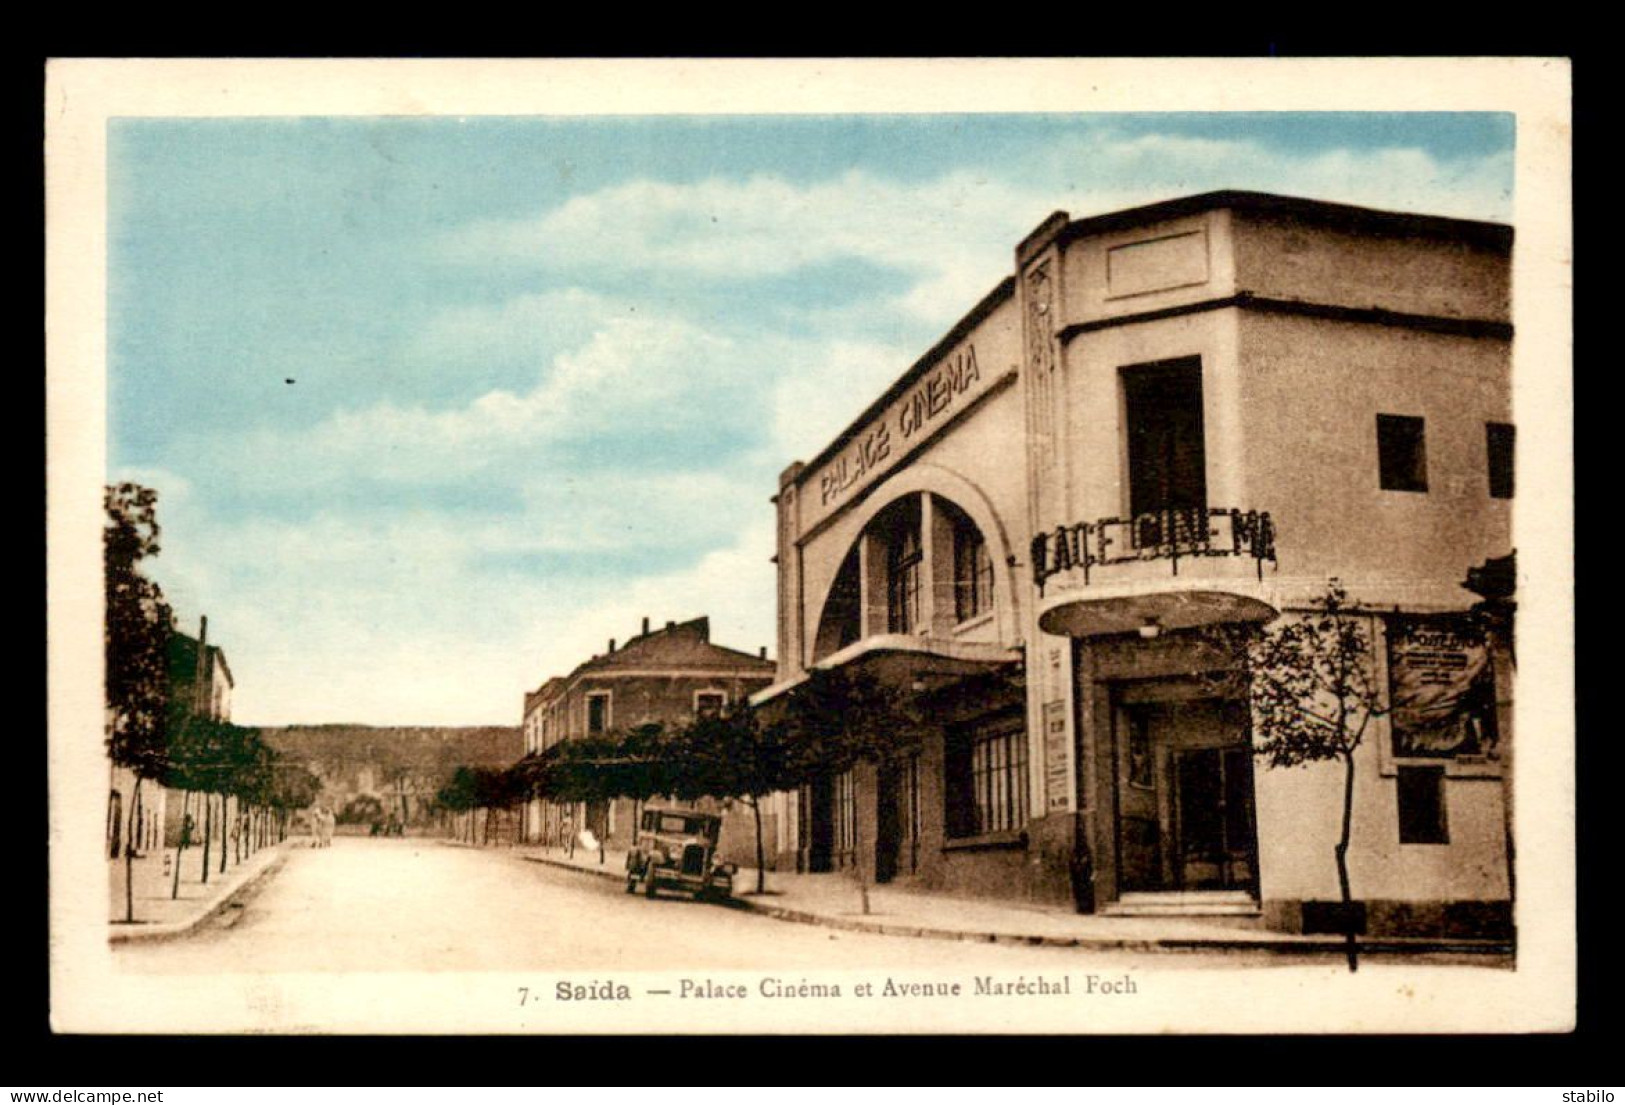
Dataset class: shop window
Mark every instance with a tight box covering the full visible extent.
[1397,765,1449,844]
[1487,422,1515,499]
[946,716,1029,838]
[695,691,726,718]
[1123,358,1208,526]
[952,512,995,623]
[885,502,924,634]
[1377,414,1429,492]
[586,691,611,735]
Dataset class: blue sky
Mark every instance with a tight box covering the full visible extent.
[108,112,1516,725]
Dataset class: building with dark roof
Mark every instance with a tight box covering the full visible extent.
[756,191,1513,937]
[522,615,775,858]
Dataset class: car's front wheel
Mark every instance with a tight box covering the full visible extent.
[642,863,659,899]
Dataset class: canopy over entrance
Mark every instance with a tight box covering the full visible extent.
[1038,588,1277,639]
[751,635,1020,709]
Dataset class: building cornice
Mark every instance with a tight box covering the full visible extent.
[1057,292,1513,344]
[526,666,775,716]
[1052,190,1513,253]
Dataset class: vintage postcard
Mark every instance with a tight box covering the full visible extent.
[46,57,1574,1035]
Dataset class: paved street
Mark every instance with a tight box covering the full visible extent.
[112,838,1133,973]
[113,838,1503,974]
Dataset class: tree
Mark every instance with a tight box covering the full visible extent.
[437,766,478,843]
[162,711,215,897]
[268,760,322,842]
[774,668,925,915]
[104,483,174,923]
[671,707,792,895]
[1202,580,1387,972]
[339,793,386,828]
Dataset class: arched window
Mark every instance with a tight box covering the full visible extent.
[945,500,995,623]
[881,498,923,634]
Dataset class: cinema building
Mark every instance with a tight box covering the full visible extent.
[521,616,775,860]
[754,191,1514,937]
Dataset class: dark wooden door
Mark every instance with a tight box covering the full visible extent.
[1173,746,1257,891]
[875,762,901,884]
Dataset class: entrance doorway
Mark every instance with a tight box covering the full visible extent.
[1113,695,1258,896]
[801,775,834,873]
[872,753,921,883]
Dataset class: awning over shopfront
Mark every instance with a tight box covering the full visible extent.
[750,635,1020,709]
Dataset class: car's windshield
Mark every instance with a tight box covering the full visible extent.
[653,814,713,835]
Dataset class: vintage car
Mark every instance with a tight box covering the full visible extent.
[625,807,736,901]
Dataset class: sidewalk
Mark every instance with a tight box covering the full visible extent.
[504,841,1513,956]
[108,840,291,943]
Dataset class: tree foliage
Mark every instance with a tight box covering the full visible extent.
[773,667,925,780]
[669,708,791,805]
[1204,580,1387,769]
[104,483,173,780]
[514,724,674,806]
[667,705,795,893]
[437,765,478,813]
[1200,579,1388,971]
[771,667,926,913]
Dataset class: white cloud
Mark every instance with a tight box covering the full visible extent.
[1033,131,1514,223]
[440,170,1036,311]
[183,307,747,494]
[409,287,629,366]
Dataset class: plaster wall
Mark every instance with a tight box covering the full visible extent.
[1232,212,1510,320]
[1236,311,1511,604]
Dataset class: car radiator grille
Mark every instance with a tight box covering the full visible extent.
[681,844,706,876]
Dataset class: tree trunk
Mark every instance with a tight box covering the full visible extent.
[123,776,143,923]
[851,787,870,916]
[172,790,189,900]
[218,794,228,875]
[1336,749,1358,973]
[202,790,212,884]
[752,795,767,895]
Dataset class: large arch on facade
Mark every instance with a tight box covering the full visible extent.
[807,462,1022,657]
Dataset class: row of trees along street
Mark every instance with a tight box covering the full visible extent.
[439,668,924,904]
[104,483,322,923]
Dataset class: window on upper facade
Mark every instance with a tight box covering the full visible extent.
[1487,422,1515,499]
[695,691,726,718]
[945,715,1029,839]
[1377,414,1429,492]
[586,692,611,735]
[951,509,995,623]
[1397,765,1449,844]
[885,500,924,635]
[1122,359,1208,543]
